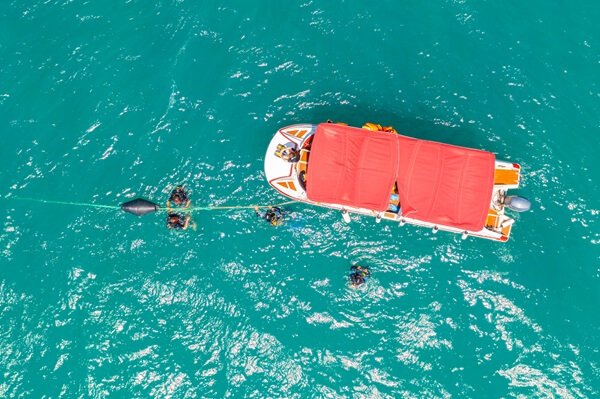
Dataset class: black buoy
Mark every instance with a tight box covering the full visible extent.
[121,198,159,216]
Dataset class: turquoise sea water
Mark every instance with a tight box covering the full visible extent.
[1,1,599,397]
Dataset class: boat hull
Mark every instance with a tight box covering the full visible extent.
[265,124,522,242]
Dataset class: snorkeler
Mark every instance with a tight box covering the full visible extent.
[254,206,284,226]
[167,186,190,211]
[167,213,190,230]
[349,265,370,287]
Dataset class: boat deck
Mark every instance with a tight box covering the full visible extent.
[494,168,519,185]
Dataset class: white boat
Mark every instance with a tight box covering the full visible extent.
[264,122,530,242]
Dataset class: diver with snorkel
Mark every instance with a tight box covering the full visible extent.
[349,265,370,287]
[166,186,194,230]
[167,186,190,210]
[254,206,284,226]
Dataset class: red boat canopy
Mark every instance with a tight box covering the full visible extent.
[306,124,398,211]
[305,123,496,231]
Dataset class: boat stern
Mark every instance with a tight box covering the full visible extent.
[482,161,525,241]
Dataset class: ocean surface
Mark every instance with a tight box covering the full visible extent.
[1,1,599,397]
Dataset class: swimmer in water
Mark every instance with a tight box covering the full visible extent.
[167,186,190,211]
[254,206,284,226]
[167,213,190,230]
[349,265,370,287]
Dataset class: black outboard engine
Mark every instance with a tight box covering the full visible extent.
[504,196,531,213]
[121,198,159,216]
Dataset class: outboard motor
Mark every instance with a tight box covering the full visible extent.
[504,196,531,213]
[121,198,159,216]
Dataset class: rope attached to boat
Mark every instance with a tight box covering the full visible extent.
[10,197,297,213]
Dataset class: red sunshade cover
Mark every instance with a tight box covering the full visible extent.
[305,123,495,231]
[396,135,495,231]
[306,124,398,211]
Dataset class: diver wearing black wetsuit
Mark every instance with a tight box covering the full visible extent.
[254,206,284,226]
[349,266,370,287]
[167,186,190,210]
[167,213,190,230]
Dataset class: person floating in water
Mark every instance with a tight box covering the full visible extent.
[349,265,370,287]
[166,186,196,230]
[167,213,190,230]
[167,186,190,211]
[254,206,284,226]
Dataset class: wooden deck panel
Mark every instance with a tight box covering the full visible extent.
[494,168,519,185]
[297,150,309,175]
[297,162,307,174]
[300,150,309,162]
[486,208,500,228]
